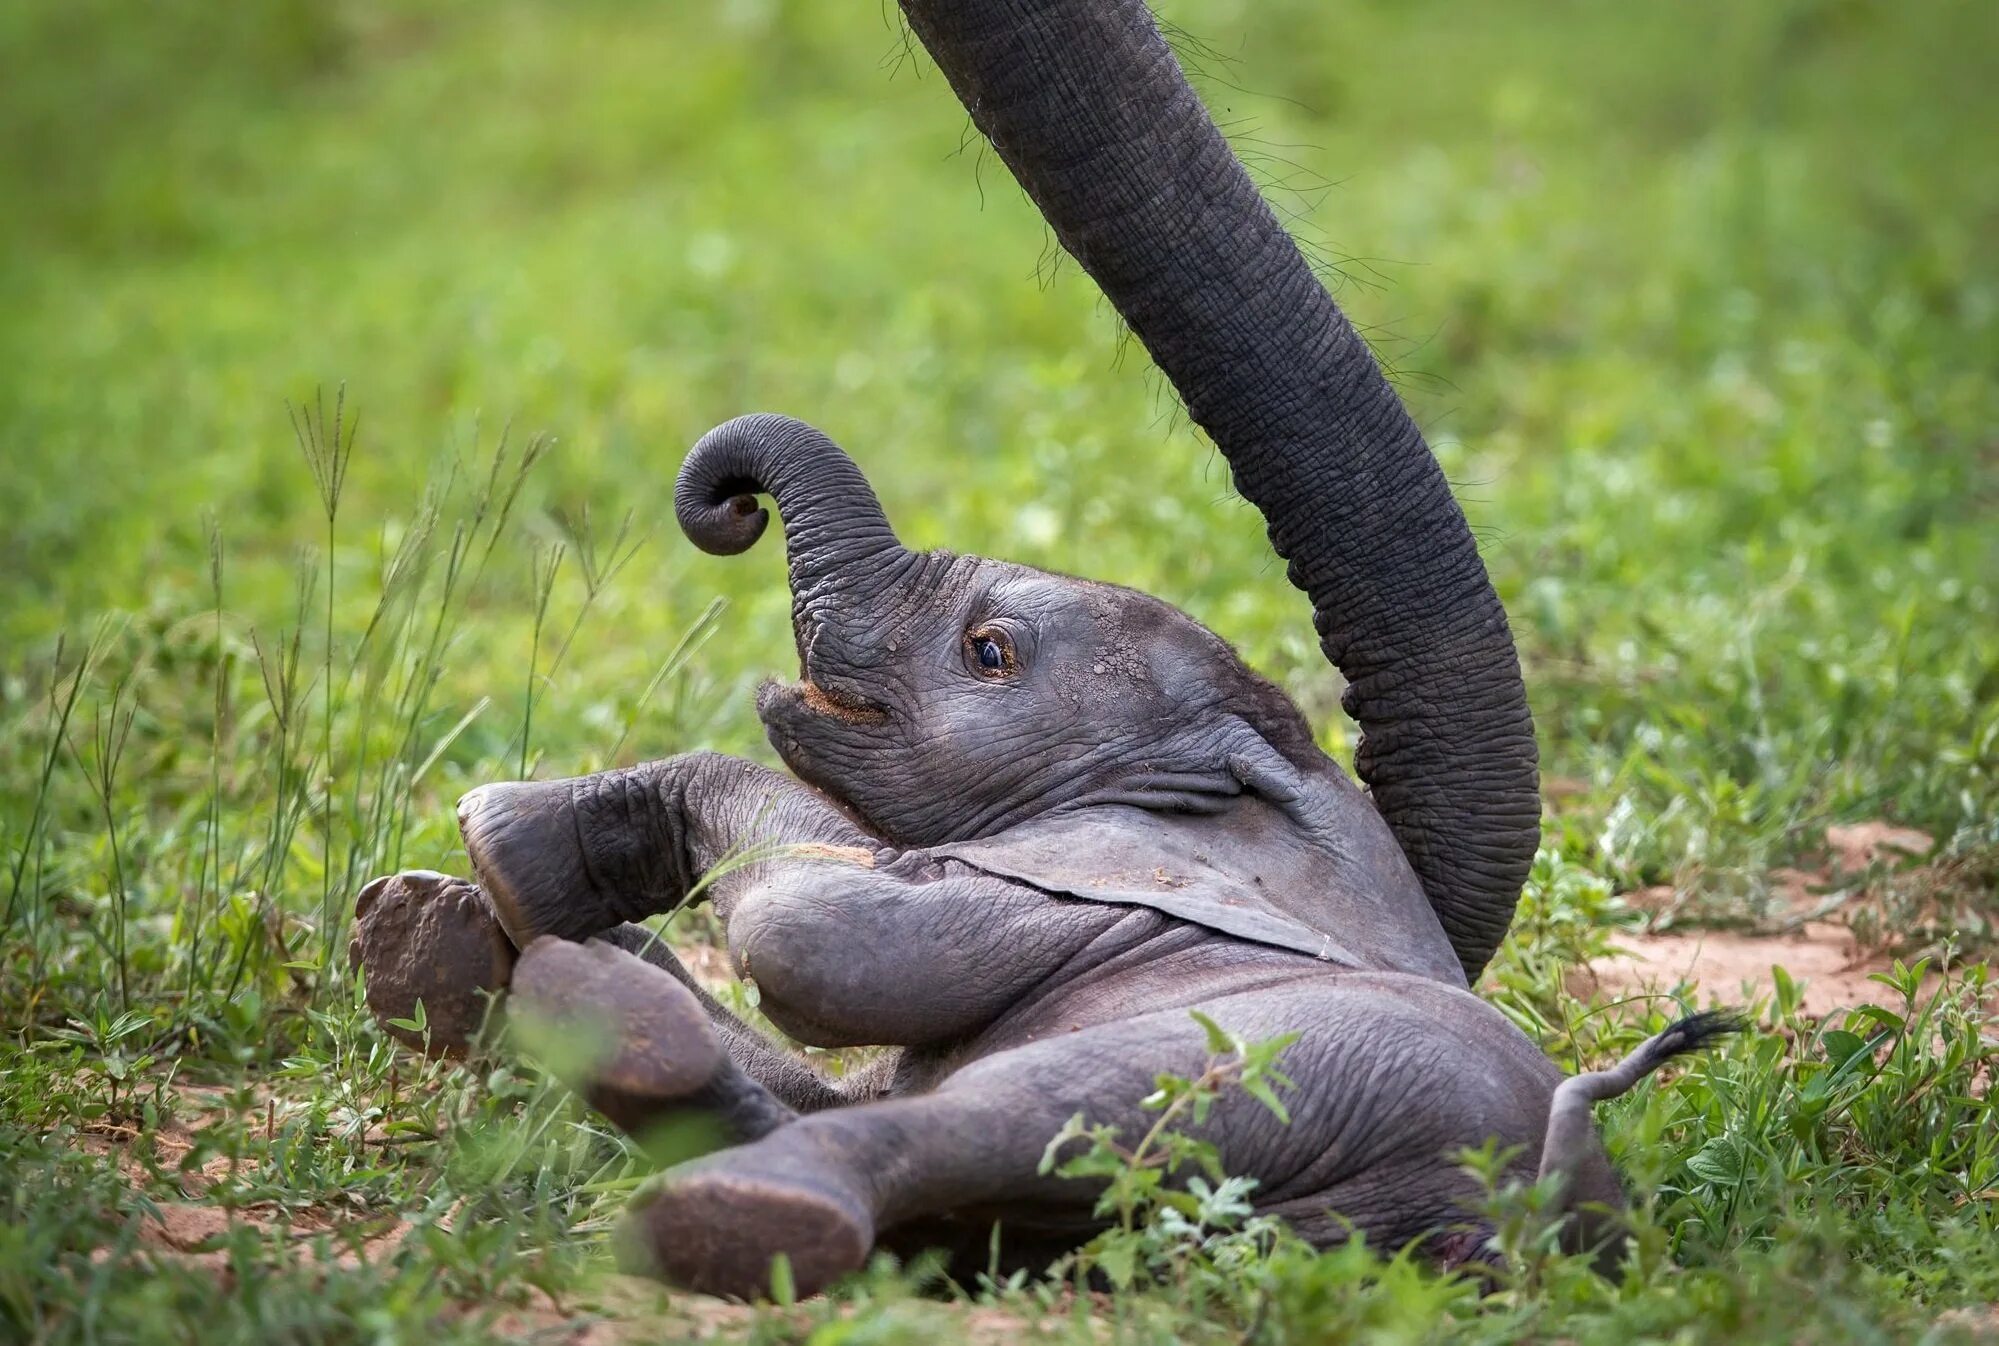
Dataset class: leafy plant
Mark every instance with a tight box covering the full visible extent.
[1037,1011,1298,1297]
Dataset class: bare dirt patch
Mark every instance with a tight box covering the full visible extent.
[1575,920,1922,1017]
[431,1276,1079,1345]
[1939,1304,1999,1341]
[1574,821,1980,1017]
[90,1196,415,1281]
[1825,821,1935,872]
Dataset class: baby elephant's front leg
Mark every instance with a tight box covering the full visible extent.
[455,751,878,948]
[726,858,1133,1049]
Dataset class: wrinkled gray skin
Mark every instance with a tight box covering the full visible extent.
[350,0,1731,1300]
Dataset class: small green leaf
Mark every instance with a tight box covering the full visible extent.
[1093,1232,1140,1289]
[1037,1112,1090,1176]
[1245,1077,1292,1126]
[1685,1136,1744,1186]
[1189,1010,1234,1056]
[1772,963,1799,1017]
[1821,1029,1869,1068]
[767,1252,796,1306]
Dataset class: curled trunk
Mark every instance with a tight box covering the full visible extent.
[676,413,913,641]
[898,0,1539,978]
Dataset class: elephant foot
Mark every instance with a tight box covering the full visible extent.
[457,779,629,946]
[349,870,516,1057]
[509,937,728,1136]
[618,1165,874,1302]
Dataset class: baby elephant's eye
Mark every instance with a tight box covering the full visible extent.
[965,628,1014,677]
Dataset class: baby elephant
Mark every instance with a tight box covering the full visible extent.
[357,0,1743,1296]
[352,415,1736,1300]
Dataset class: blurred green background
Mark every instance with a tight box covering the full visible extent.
[3,0,1995,926]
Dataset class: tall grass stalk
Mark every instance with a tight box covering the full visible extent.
[544,506,642,682]
[71,667,139,1010]
[224,562,319,1003]
[341,493,442,899]
[185,517,228,1001]
[507,506,642,775]
[293,386,357,992]
[608,596,725,764]
[2,633,94,951]
[522,541,566,780]
[384,427,550,865]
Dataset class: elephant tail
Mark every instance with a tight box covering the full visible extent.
[1537,1010,1744,1205]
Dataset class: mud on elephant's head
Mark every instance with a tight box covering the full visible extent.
[676,414,1323,848]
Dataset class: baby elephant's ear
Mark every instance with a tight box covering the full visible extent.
[1220,718,1307,807]
[1081,716,1305,816]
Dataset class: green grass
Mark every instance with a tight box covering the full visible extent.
[2,0,1995,1341]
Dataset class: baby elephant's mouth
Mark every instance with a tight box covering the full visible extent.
[800,679,890,724]
[771,618,892,725]
[758,676,889,727]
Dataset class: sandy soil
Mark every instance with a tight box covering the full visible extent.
[1576,921,1919,1018]
[1577,821,1954,1018]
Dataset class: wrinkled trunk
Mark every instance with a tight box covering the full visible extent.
[899,0,1539,978]
[676,412,916,675]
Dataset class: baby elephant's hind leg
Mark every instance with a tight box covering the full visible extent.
[620,1013,1233,1300]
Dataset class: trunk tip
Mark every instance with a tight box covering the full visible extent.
[674,416,781,556]
[679,493,772,557]
[674,412,897,562]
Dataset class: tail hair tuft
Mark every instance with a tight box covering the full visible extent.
[1641,1009,1747,1071]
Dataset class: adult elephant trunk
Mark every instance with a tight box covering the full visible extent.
[676,413,915,667]
[898,0,1539,978]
